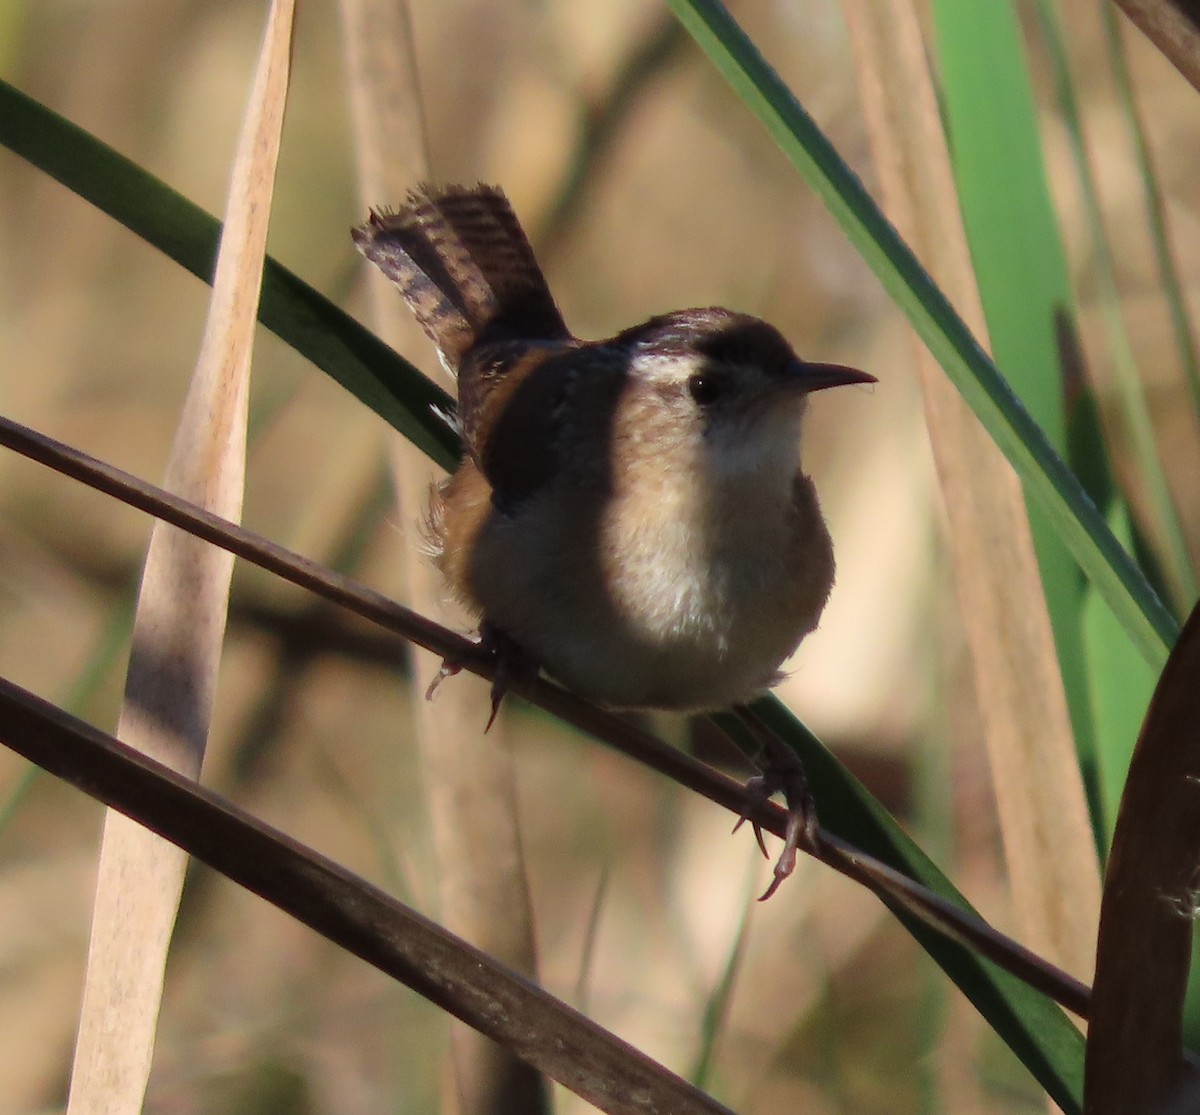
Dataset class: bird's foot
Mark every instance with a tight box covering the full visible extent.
[730,705,820,901]
[423,625,539,732]
[479,623,540,732]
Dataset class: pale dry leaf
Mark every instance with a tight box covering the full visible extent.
[66,2,296,1112]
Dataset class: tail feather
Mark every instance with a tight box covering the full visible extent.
[352,184,569,371]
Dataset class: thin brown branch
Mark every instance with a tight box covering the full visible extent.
[0,676,735,1115]
[0,411,1090,1019]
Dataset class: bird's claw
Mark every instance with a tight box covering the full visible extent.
[732,774,773,859]
[425,659,462,702]
[423,625,538,734]
[480,623,539,733]
[757,800,819,901]
[485,677,504,734]
[728,706,821,900]
[735,768,818,900]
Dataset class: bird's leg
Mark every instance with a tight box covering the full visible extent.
[730,703,820,900]
[423,623,540,732]
[479,622,540,731]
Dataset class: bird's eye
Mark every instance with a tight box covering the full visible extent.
[687,373,725,406]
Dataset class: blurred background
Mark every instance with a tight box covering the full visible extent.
[0,1,1197,1111]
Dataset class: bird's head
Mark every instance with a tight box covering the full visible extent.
[613,308,875,478]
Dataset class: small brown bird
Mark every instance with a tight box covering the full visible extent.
[354,184,873,890]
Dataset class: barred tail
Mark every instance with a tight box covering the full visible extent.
[352,183,569,372]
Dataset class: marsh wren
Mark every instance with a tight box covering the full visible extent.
[354,184,874,889]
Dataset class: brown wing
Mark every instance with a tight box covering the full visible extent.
[469,337,632,509]
[460,341,571,508]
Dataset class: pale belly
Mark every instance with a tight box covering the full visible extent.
[456,476,835,712]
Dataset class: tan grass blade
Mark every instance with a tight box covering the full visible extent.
[842,2,1101,983]
[65,3,295,1112]
[338,3,545,1112]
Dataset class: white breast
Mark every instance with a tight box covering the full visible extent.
[465,434,834,711]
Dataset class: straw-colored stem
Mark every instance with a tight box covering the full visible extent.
[842,0,1101,985]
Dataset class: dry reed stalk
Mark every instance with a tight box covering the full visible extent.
[338,2,545,1111]
[65,3,295,1111]
[842,0,1101,985]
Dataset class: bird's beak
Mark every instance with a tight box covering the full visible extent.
[788,361,877,393]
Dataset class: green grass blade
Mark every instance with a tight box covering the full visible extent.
[738,697,1086,1114]
[1083,510,1157,842]
[930,0,1095,787]
[665,0,1177,669]
[1068,374,1157,848]
[0,78,459,473]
